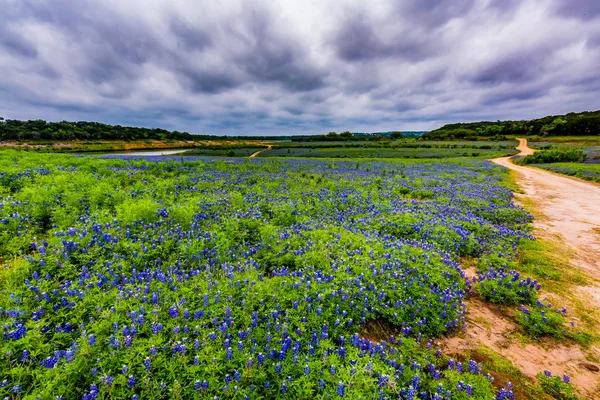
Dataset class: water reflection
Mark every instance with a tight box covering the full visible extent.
[87,149,190,157]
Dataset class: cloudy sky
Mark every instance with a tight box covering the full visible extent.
[1,0,599,135]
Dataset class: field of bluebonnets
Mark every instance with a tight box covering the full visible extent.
[1,151,544,399]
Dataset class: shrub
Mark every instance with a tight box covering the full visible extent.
[475,270,539,305]
[516,303,566,338]
[537,371,581,400]
[520,149,587,164]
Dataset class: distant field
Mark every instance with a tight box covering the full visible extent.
[528,136,600,146]
[528,136,600,164]
[283,139,517,148]
[0,138,521,160]
[534,163,600,183]
[259,146,518,159]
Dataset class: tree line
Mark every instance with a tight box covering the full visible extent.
[0,118,200,141]
[291,131,403,142]
[0,118,410,142]
[423,110,600,140]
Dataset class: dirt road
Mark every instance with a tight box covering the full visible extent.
[249,145,272,158]
[492,138,600,274]
[442,140,600,398]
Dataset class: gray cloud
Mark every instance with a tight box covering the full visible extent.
[0,27,38,58]
[470,52,548,85]
[0,0,599,134]
[553,0,600,20]
[397,0,476,27]
[170,18,213,51]
[331,10,440,62]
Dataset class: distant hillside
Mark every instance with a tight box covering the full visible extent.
[0,118,428,141]
[423,110,600,140]
[0,118,202,141]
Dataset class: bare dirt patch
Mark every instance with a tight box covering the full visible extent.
[440,298,600,398]
[359,319,398,343]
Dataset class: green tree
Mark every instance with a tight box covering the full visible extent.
[390,131,403,139]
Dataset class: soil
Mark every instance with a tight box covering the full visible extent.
[443,139,600,399]
[442,298,600,398]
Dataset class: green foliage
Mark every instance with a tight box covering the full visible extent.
[0,151,532,399]
[440,370,496,399]
[541,117,568,134]
[423,110,600,139]
[421,128,479,140]
[516,305,566,338]
[0,119,195,141]
[476,270,539,306]
[536,373,582,400]
[520,149,587,164]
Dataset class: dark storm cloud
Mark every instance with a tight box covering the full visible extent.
[167,6,326,95]
[586,33,600,48]
[238,40,325,91]
[480,85,549,106]
[176,65,241,94]
[228,6,326,91]
[470,53,547,85]
[553,0,600,20]
[0,0,599,134]
[170,18,213,52]
[0,28,38,58]
[397,0,476,27]
[332,12,438,62]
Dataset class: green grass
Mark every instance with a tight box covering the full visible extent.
[516,238,589,287]
[537,373,583,400]
[527,136,600,165]
[533,163,600,183]
[454,347,550,399]
[528,136,600,147]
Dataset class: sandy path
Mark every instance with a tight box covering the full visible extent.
[492,138,600,274]
[249,145,272,158]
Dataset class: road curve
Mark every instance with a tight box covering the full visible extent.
[492,138,600,274]
[249,145,272,158]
